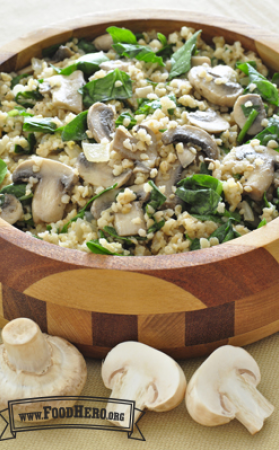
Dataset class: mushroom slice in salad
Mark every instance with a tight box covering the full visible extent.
[99,60,131,72]
[187,108,230,134]
[155,160,183,208]
[87,102,115,143]
[162,125,220,165]
[114,201,146,237]
[0,194,23,224]
[188,64,244,107]
[233,94,266,135]
[39,71,85,114]
[93,34,113,51]
[191,55,211,66]
[12,158,78,224]
[77,153,132,188]
[113,125,158,168]
[52,45,75,63]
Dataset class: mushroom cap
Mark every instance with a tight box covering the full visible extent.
[186,345,274,433]
[188,65,243,107]
[233,94,266,135]
[93,34,113,51]
[87,102,115,143]
[162,125,220,160]
[187,108,230,134]
[77,152,132,188]
[0,318,87,420]
[102,341,186,412]
[191,55,211,66]
[0,194,23,224]
[114,201,146,236]
[155,159,183,207]
[12,158,78,223]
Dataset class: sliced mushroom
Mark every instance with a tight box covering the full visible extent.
[162,125,220,161]
[113,125,158,168]
[0,194,23,224]
[77,153,132,188]
[52,45,75,63]
[225,144,279,201]
[39,71,85,114]
[12,158,78,224]
[93,34,113,51]
[114,201,146,236]
[191,55,211,66]
[188,65,244,107]
[87,102,114,143]
[186,345,274,434]
[100,60,131,72]
[187,108,230,133]
[233,94,266,135]
[91,184,150,219]
[155,160,183,208]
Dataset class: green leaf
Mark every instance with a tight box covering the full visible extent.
[60,183,118,233]
[147,219,165,233]
[135,94,176,116]
[200,161,212,175]
[0,159,7,185]
[14,133,36,154]
[112,43,164,67]
[263,191,270,208]
[23,117,57,133]
[146,180,167,214]
[190,238,201,251]
[254,115,279,146]
[15,89,43,108]
[115,112,137,130]
[80,69,133,108]
[157,32,167,47]
[86,239,122,255]
[210,219,240,243]
[178,174,223,195]
[237,109,259,143]
[168,30,201,80]
[11,73,29,89]
[0,184,32,201]
[42,43,62,58]
[236,62,279,106]
[107,26,138,44]
[8,106,34,117]
[258,218,267,228]
[272,73,279,88]
[60,110,88,142]
[241,104,260,117]
[103,226,139,244]
[54,52,109,77]
[77,38,96,54]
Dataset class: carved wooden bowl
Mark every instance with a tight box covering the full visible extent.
[1,10,279,359]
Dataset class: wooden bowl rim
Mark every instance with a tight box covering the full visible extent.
[1,9,279,271]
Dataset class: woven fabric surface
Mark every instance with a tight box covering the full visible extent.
[1,1,279,448]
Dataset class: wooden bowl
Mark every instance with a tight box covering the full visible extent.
[1,10,279,359]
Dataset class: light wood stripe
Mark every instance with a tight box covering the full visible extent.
[24,269,207,315]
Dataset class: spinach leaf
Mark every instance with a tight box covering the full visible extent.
[177,174,223,195]
[190,238,201,251]
[112,43,164,67]
[60,110,88,141]
[237,109,259,143]
[236,62,279,106]
[103,226,133,245]
[200,161,212,175]
[8,106,33,117]
[23,117,57,133]
[254,115,279,146]
[54,52,109,77]
[210,219,241,243]
[107,26,138,45]
[60,183,118,233]
[146,180,167,215]
[241,104,260,117]
[11,73,29,89]
[115,112,137,130]
[168,30,201,80]
[14,133,36,154]
[157,33,167,47]
[272,73,279,88]
[80,69,132,108]
[135,93,176,115]
[77,38,96,54]
[42,43,62,58]
[263,191,270,208]
[15,89,43,108]
[86,239,122,255]
[0,184,32,201]
[0,159,7,185]
[147,218,165,233]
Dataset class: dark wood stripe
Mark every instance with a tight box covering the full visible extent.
[0,52,17,72]
[185,302,235,346]
[92,313,138,348]
[2,284,47,332]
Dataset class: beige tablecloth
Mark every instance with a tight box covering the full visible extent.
[1,1,279,449]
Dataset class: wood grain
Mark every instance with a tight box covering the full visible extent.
[0,13,279,358]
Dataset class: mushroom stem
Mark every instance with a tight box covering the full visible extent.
[2,318,52,374]
[221,374,274,434]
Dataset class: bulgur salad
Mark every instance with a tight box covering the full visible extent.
[0,26,279,256]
